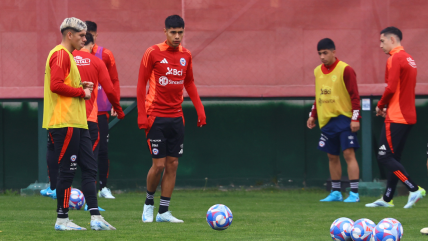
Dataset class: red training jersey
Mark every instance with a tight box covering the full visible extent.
[73,49,124,122]
[91,44,120,115]
[309,58,361,121]
[137,41,206,129]
[49,50,86,98]
[377,46,417,125]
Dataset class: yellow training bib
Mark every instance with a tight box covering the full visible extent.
[43,45,88,129]
[314,61,352,129]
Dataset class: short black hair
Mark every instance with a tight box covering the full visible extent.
[61,27,79,36]
[85,21,97,32]
[317,38,336,51]
[165,15,185,29]
[380,26,402,41]
[84,32,94,46]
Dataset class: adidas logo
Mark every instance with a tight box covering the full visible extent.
[379,145,386,150]
[160,58,168,64]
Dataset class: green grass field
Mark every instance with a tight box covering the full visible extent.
[0,189,427,240]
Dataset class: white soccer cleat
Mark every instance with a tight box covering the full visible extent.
[156,211,184,223]
[98,187,115,199]
[365,198,394,207]
[54,218,87,231]
[142,204,154,223]
[404,186,426,209]
[90,215,116,230]
[421,227,428,235]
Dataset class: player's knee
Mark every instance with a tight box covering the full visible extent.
[152,162,165,173]
[167,159,179,169]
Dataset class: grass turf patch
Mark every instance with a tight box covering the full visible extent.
[0,189,427,240]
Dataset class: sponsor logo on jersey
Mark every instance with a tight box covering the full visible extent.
[152,144,158,147]
[98,85,102,90]
[378,151,386,155]
[150,139,162,142]
[159,76,169,86]
[407,57,417,68]
[158,76,184,86]
[379,145,387,150]
[178,149,183,155]
[160,58,168,64]
[348,135,354,140]
[70,155,77,162]
[166,67,183,76]
[153,148,159,155]
[180,58,186,66]
[319,141,325,147]
[318,98,336,106]
[74,56,90,66]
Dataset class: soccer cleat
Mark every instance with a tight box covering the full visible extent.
[40,187,52,196]
[365,198,394,207]
[142,204,154,223]
[156,211,184,223]
[90,215,116,230]
[99,187,115,199]
[421,227,428,235]
[343,191,360,203]
[49,189,57,199]
[54,218,87,231]
[404,186,426,209]
[320,191,343,202]
[84,204,106,212]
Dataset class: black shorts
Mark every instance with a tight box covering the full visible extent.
[145,116,185,158]
[377,122,412,161]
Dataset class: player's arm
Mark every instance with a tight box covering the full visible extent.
[344,66,361,132]
[98,63,124,119]
[183,53,206,127]
[307,101,317,129]
[49,50,87,98]
[137,48,154,129]
[103,49,120,98]
[378,56,400,110]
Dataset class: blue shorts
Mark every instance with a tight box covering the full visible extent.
[317,115,360,155]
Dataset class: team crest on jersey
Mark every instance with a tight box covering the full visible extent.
[331,75,337,82]
[319,141,325,147]
[153,148,159,155]
[70,155,77,162]
[180,58,186,66]
[159,76,168,86]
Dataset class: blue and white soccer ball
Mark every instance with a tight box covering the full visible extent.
[374,219,399,241]
[384,218,403,240]
[351,218,376,241]
[330,217,354,241]
[206,204,233,230]
[69,188,85,210]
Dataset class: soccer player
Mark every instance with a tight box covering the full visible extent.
[85,20,120,199]
[307,38,361,203]
[365,27,426,208]
[43,17,115,230]
[138,15,206,223]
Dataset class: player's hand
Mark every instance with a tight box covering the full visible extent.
[82,81,94,92]
[350,121,360,132]
[376,106,386,118]
[307,117,316,129]
[83,88,91,100]
[198,115,206,127]
[111,107,117,117]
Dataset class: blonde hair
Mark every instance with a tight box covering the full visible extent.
[60,17,87,33]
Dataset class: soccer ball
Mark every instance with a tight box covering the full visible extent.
[373,219,399,241]
[330,217,354,241]
[351,218,376,241]
[69,188,85,210]
[385,218,403,240]
[206,204,233,230]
